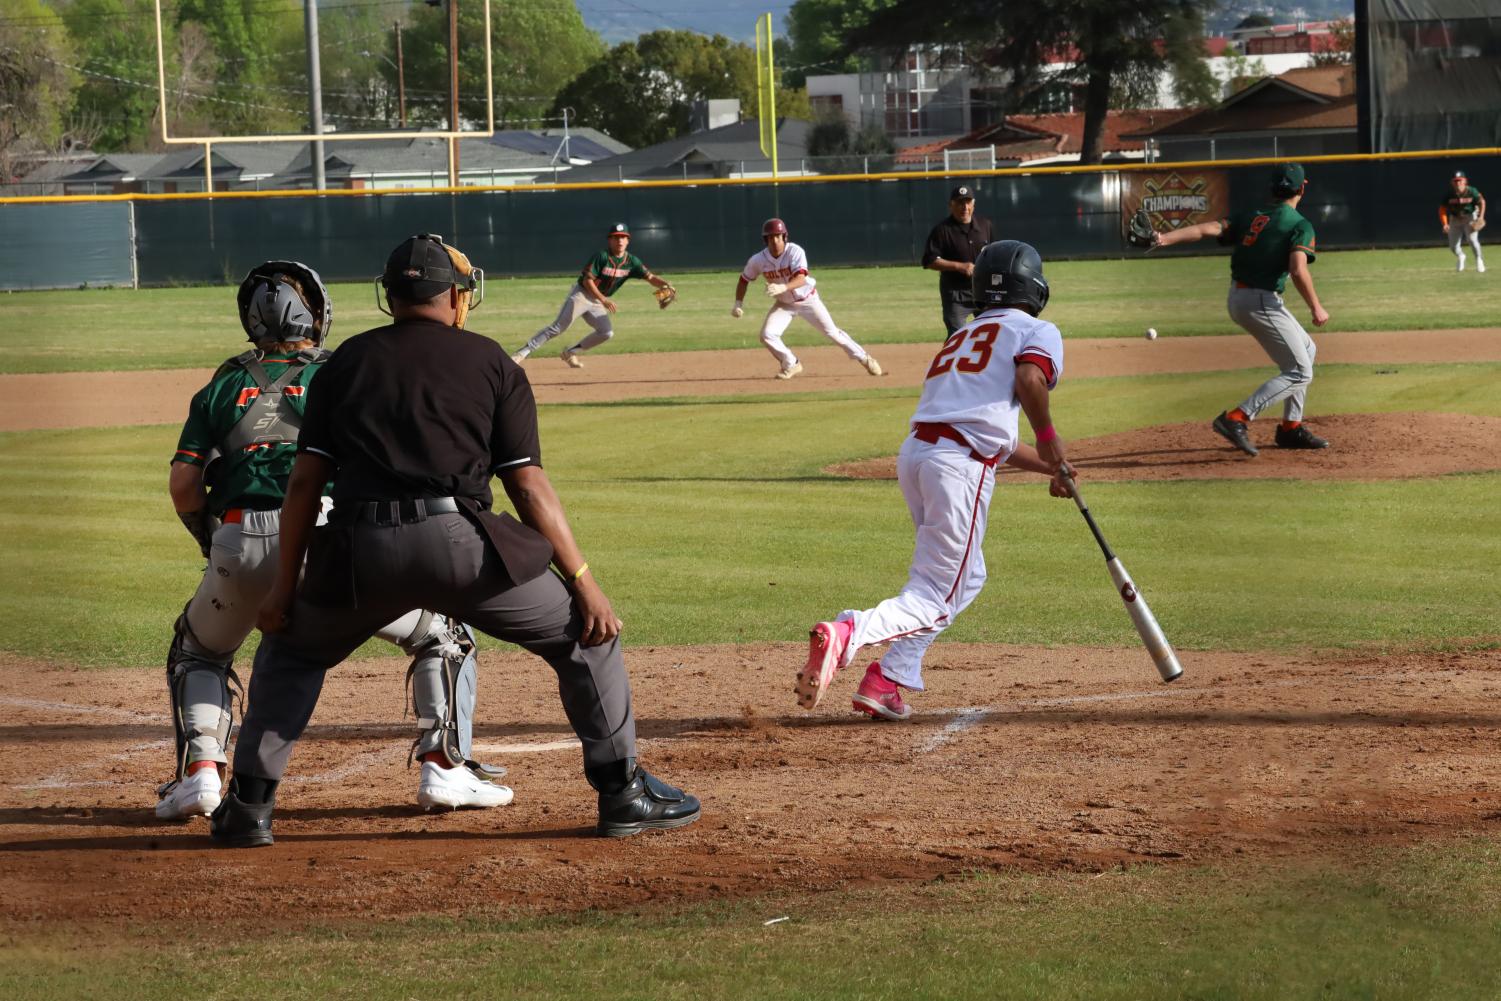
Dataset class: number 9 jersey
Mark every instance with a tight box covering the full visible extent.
[909,307,1065,462]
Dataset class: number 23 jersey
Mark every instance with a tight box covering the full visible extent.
[910,307,1064,462]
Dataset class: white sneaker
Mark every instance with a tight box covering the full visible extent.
[561,349,584,369]
[862,355,884,376]
[155,767,223,820]
[1457,254,1466,272]
[416,761,514,810]
[776,361,803,380]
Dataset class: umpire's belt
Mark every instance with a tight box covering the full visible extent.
[911,422,1001,467]
[331,496,462,526]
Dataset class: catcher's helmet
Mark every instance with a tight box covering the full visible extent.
[762,217,788,238]
[972,240,1049,315]
[237,261,332,345]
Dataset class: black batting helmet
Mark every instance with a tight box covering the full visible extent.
[762,217,788,238]
[972,240,1049,315]
[237,261,332,345]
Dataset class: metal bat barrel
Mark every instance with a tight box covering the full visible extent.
[1106,557,1183,683]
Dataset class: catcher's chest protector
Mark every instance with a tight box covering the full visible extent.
[219,349,329,454]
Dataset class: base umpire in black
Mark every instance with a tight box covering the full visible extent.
[211,233,700,845]
[922,184,996,335]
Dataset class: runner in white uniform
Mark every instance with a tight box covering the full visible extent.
[794,240,1075,720]
[730,218,884,380]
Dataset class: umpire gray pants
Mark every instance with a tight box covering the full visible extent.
[1227,283,1318,423]
[233,511,635,783]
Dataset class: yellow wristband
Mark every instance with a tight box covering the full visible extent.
[570,562,590,582]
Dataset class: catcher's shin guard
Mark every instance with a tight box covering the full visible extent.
[384,612,496,774]
[165,614,241,780]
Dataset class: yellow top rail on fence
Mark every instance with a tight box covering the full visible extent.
[3,147,1499,207]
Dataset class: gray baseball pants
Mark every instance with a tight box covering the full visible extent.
[233,511,635,782]
[1226,283,1318,423]
[1447,219,1483,263]
[175,509,472,767]
[520,285,613,355]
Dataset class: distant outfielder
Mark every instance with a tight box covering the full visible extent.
[731,218,885,380]
[511,222,676,368]
[1441,170,1486,273]
[794,241,1073,721]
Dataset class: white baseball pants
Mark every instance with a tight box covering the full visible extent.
[520,286,613,356]
[759,292,870,369]
[835,434,994,691]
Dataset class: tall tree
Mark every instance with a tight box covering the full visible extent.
[553,29,810,148]
[782,0,895,88]
[399,0,605,129]
[849,0,1220,163]
[65,0,174,150]
[0,0,76,176]
[173,0,302,135]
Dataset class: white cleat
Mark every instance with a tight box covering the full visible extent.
[155,768,223,820]
[862,355,884,376]
[561,349,584,369]
[1478,259,1486,274]
[1456,254,1466,272]
[776,361,803,380]
[416,761,514,810]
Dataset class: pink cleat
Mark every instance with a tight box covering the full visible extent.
[795,620,852,710]
[851,662,912,721]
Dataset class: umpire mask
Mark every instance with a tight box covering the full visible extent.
[376,233,485,329]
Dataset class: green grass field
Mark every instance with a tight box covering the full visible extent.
[0,248,1493,373]
[2,257,1500,997]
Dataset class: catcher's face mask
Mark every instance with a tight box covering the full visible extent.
[375,233,485,328]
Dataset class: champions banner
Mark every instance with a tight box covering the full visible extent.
[1122,169,1229,238]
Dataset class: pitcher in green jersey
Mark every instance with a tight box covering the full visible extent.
[1145,163,1331,456]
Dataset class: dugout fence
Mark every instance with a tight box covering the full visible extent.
[0,150,1497,291]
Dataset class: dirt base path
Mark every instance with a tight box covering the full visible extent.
[3,644,1499,928]
[4,328,1498,432]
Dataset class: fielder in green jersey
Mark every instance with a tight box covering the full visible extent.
[1141,162,1331,456]
[512,222,676,368]
[1440,170,1486,273]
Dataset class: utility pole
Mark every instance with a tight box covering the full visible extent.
[394,21,407,128]
[447,0,460,186]
[304,0,326,190]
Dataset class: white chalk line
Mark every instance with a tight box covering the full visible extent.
[471,738,582,755]
[0,696,167,725]
[16,739,172,790]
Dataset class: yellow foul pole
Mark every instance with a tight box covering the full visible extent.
[755,13,778,180]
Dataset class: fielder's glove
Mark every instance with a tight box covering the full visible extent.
[730,300,744,318]
[653,285,677,309]
[764,282,787,297]
[1473,218,1487,232]
[1126,208,1160,250]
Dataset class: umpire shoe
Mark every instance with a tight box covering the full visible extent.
[597,769,701,838]
[1274,424,1329,450]
[209,790,275,848]
[1212,412,1259,456]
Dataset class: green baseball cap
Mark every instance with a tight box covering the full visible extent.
[607,222,630,237]
[1271,162,1306,194]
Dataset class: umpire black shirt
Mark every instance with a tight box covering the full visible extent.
[922,214,995,295]
[299,319,541,506]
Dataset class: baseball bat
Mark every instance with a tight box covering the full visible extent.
[1060,472,1183,683]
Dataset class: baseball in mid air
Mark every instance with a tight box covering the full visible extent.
[1145,328,1158,340]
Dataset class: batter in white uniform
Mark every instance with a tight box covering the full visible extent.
[794,240,1075,720]
[731,217,884,380]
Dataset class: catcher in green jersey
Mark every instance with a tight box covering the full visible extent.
[158,260,511,822]
[1129,162,1331,456]
[510,222,677,368]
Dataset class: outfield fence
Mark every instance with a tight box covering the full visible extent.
[0,149,1496,291]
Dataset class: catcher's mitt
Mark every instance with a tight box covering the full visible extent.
[1126,208,1159,250]
[653,285,678,309]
